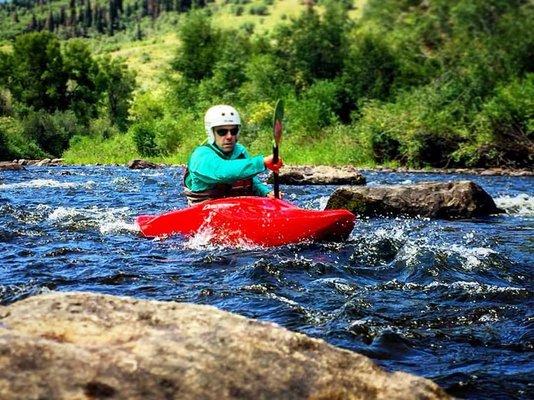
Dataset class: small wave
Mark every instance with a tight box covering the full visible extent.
[0,179,96,190]
[0,281,52,304]
[47,206,137,234]
[494,194,534,216]
[378,279,527,298]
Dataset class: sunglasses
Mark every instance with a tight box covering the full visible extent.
[215,127,240,137]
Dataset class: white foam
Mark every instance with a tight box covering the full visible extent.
[100,220,140,234]
[47,206,138,234]
[494,193,534,216]
[447,245,497,270]
[0,179,95,190]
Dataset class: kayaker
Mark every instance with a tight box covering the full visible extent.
[184,104,283,204]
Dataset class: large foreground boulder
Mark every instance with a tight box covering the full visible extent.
[0,292,450,400]
[326,181,503,219]
[270,165,366,185]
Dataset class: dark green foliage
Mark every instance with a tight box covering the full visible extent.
[171,10,221,81]
[62,40,100,124]
[249,5,268,16]
[10,32,68,112]
[96,56,137,131]
[0,127,10,160]
[131,123,159,156]
[21,110,80,156]
[340,34,399,121]
[370,131,401,165]
[272,2,350,90]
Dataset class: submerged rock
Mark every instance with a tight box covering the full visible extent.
[326,181,504,219]
[127,159,161,169]
[270,165,366,185]
[0,292,450,400]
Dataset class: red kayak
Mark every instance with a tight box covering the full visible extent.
[136,196,355,247]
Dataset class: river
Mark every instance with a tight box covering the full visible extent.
[0,165,532,399]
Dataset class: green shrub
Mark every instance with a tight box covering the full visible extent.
[249,5,268,16]
[0,116,45,160]
[21,110,82,157]
[453,74,534,167]
[291,80,341,132]
[131,123,159,157]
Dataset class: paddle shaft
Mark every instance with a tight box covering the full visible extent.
[273,145,280,199]
[272,99,284,200]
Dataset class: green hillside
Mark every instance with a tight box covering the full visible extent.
[0,0,532,168]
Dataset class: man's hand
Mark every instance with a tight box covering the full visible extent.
[264,155,283,172]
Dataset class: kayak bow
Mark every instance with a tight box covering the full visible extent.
[136,196,355,247]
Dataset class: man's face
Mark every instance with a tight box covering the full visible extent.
[213,125,239,154]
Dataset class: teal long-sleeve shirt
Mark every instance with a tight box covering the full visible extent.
[184,143,271,197]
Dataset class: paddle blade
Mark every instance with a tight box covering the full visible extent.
[273,99,284,147]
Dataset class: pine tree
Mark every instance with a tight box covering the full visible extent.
[108,0,117,34]
[28,14,37,31]
[46,9,55,32]
[59,6,66,26]
[69,2,76,27]
[141,0,148,17]
[95,6,104,33]
[84,1,92,28]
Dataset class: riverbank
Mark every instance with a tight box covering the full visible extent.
[3,159,533,177]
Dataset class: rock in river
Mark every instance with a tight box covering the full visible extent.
[127,159,161,169]
[0,292,450,400]
[0,162,24,170]
[269,165,366,185]
[326,180,503,219]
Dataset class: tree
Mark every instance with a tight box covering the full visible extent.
[62,40,100,124]
[339,34,399,120]
[272,1,350,90]
[97,56,136,131]
[171,10,221,82]
[10,32,67,112]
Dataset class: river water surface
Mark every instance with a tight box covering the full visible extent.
[0,166,532,399]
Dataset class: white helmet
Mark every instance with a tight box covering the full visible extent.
[204,105,241,143]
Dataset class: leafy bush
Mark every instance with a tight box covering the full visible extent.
[0,116,47,160]
[131,123,159,157]
[290,80,341,132]
[453,74,534,167]
[21,110,81,157]
[249,6,268,16]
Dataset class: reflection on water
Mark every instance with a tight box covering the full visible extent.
[0,166,532,399]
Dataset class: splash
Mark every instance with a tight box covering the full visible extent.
[0,179,96,190]
[47,206,138,234]
[494,193,534,216]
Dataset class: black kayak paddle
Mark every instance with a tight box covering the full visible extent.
[272,99,284,199]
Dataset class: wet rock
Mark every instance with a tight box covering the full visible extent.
[0,162,24,171]
[0,292,450,400]
[327,181,504,219]
[36,158,52,166]
[128,159,161,169]
[269,165,366,185]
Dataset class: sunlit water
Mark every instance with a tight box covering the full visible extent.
[0,166,532,399]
